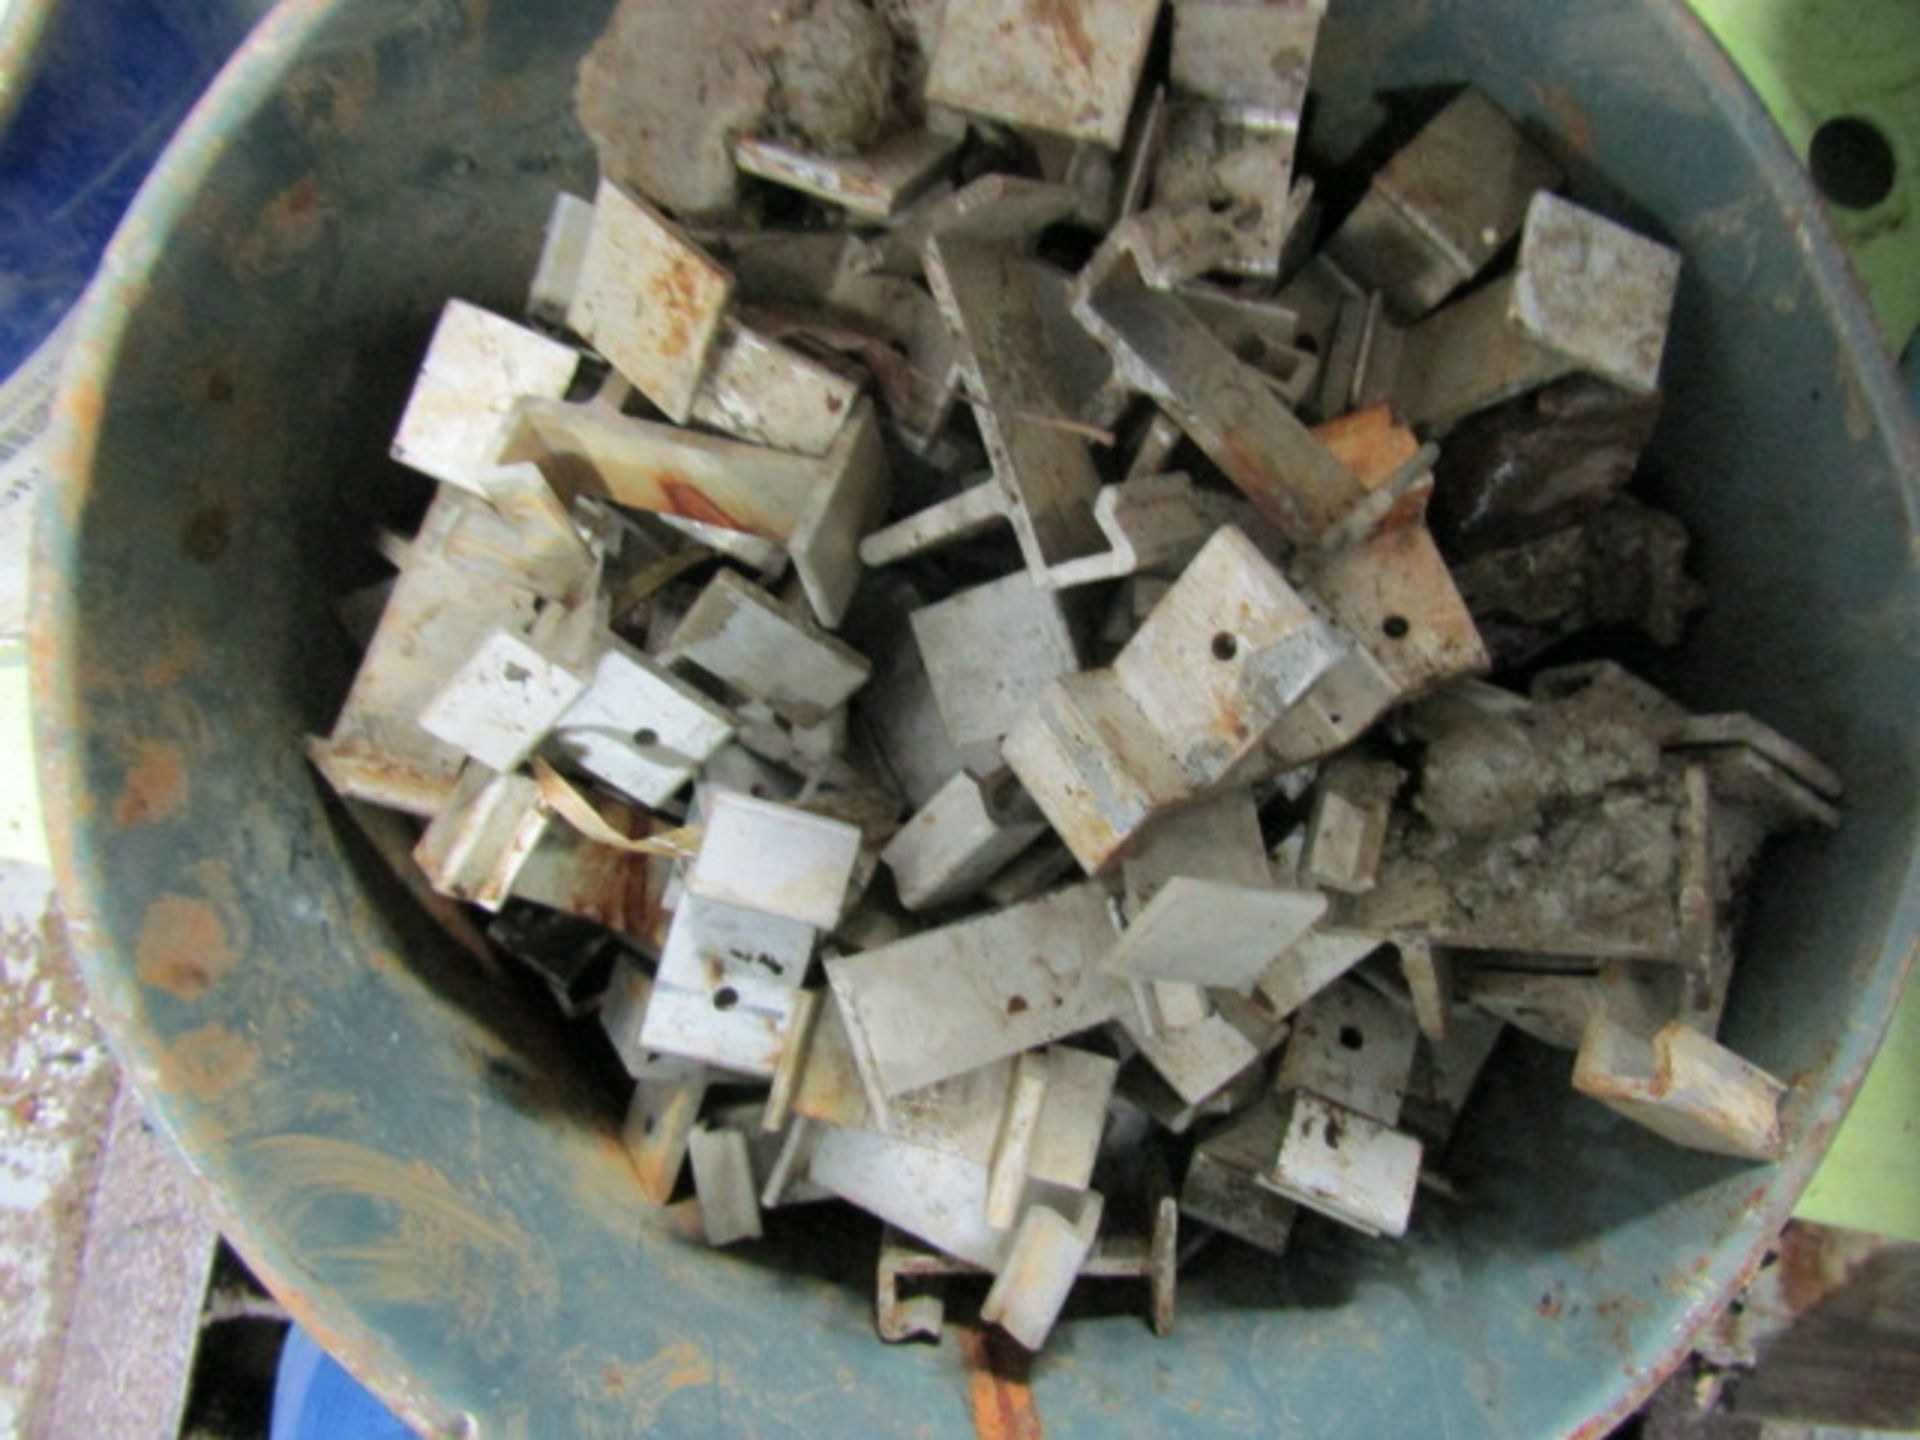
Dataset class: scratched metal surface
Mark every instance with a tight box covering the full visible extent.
[29,0,1920,1436]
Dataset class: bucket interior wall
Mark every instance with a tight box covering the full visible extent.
[32,0,1920,1434]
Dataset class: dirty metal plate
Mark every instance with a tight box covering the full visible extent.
[1324,89,1563,320]
[734,129,961,221]
[785,398,893,630]
[804,1124,1011,1269]
[981,1196,1104,1349]
[1078,280,1368,545]
[550,642,736,809]
[1297,520,1490,701]
[1255,928,1384,1020]
[308,491,546,817]
[826,883,1123,1099]
[687,790,864,931]
[412,765,550,909]
[1121,1003,1263,1106]
[1262,1089,1422,1238]
[644,896,818,1077]
[690,320,862,457]
[1513,192,1682,397]
[527,191,596,328]
[418,630,586,773]
[567,178,735,423]
[911,570,1080,765]
[882,770,1048,913]
[1114,526,1342,757]
[1573,1016,1784,1162]
[925,0,1163,147]
[390,299,580,493]
[925,238,1107,576]
[1105,877,1327,992]
[1169,0,1322,128]
[500,396,823,540]
[666,569,872,727]
[1272,978,1420,1126]
[1120,786,1270,915]
[1181,1146,1297,1256]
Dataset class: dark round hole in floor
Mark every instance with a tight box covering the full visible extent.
[1338,1025,1364,1050]
[713,985,740,1011]
[1382,614,1411,640]
[1212,631,1239,661]
[633,727,660,747]
[1809,115,1896,210]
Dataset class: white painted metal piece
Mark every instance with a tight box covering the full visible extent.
[1399,941,1454,1043]
[858,479,1009,568]
[1153,102,1299,279]
[981,1195,1105,1350]
[882,769,1048,912]
[804,1124,1011,1268]
[1301,756,1403,894]
[827,883,1124,1100]
[734,129,962,220]
[1573,1016,1784,1161]
[912,571,1080,773]
[1041,473,1246,590]
[657,512,789,576]
[1120,787,1270,917]
[1511,192,1683,396]
[1106,877,1326,993]
[760,1116,831,1208]
[1255,929,1383,1020]
[669,569,871,725]
[1142,980,1212,1032]
[690,318,862,457]
[1004,527,1343,872]
[687,789,864,930]
[926,0,1162,147]
[600,959,663,1079]
[567,178,734,423]
[642,895,819,1077]
[1322,89,1562,321]
[852,580,971,809]
[1371,194,1682,429]
[1169,0,1322,131]
[390,300,580,493]
[1272,979,1419,1126]
[1182,1099,1302,1254]
[1259,1090,1422,1238]
[1028,1046,1120,1193]
[307,490,546,817]
[582,391,883,628]
[1292,518,1489,721]
[465,462,599,597]
[549,639,736,807]
[924,237,1107,580]
[412,765,549,910]
[985,1052,1053,1229]
[1403,1006,1505,1149]
[1120,998,1261,1107]
[873,174,1080,275]
[689,1127,765,1245]
[417,630,587,772]
[1073,263,1368,545]
[527,191,596,329]
[622,1071,711,1206]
